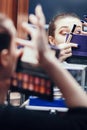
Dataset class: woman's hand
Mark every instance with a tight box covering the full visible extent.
[58,43,78,62]
[21,5,52,65]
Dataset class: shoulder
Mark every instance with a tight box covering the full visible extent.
[68,107,87,115]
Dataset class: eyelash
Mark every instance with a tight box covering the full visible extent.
[60,30,81,35]
[60,31,68,35]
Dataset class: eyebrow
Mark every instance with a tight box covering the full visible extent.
[58,26,82,33]
[59,25,81,30]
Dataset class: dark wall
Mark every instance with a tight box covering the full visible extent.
[29,0,87,24]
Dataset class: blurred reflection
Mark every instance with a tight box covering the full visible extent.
[29,0,87,24]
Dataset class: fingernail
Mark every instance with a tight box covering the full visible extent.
[76,44,78,47]
[74,43,78,47]
[37,4,42,10]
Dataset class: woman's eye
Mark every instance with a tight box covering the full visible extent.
[60,31,68,35]
[75,30,81,34]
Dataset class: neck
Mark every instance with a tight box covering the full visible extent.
[0,79,10,104]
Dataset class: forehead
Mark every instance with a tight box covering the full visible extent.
[55,17,82,31]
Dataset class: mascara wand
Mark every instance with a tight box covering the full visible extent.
[66,24,76,43]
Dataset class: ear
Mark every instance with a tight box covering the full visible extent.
[48,36,56,46]
[0,49,9,67]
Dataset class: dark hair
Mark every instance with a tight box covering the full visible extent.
[0,29,11,51]
[48,12,80,37]
[0,14,16,51]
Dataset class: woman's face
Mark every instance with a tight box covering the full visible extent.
[50,17,82,46]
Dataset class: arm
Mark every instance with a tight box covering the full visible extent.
[22,5,87,108]
[41,53,87,107]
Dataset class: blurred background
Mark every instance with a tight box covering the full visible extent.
[29,0,87,24]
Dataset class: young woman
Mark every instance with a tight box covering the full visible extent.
[0,5,87,130]
[48,12,83,62]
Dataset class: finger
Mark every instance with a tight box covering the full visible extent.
[64,48,72,54]
[69,43,78,48]
[59,48,72,56]
[22,22,36,37]
[35,5,45,26]
[58,43,78,50]
[81,31,87,35]
[59,53,72,62]
[59,49,66,56]
[16,38,33,47]
[29,14,38,25]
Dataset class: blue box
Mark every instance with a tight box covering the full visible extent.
[29,96,67,108]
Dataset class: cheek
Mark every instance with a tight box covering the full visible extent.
[55,34,67,45]
[5,58,17,78]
